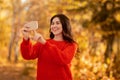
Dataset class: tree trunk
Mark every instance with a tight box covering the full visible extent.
[104,34,115,76]
[104,34,115,62]
[8,31,15,61]
[113,32,120,79]
[8,0,21,62]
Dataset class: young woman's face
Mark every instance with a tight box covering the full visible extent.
[50,17,63,36]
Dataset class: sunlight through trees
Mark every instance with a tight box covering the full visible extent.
[0,0,120,80]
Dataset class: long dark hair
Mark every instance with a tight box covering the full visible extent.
[49,14,75,43]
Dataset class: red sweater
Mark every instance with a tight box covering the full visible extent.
[20,39,77,80]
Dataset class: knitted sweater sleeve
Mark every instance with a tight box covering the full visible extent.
[43,41,77,65]
[20,39,41,60]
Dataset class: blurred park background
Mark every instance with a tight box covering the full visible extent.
[0,0,120,80]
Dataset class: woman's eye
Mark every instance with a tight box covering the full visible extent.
[57,23,59,24]
[56,22,60,25]
[51,22,54,25]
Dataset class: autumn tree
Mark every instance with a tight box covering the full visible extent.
[66,0,120,79]
[0,0,13,54]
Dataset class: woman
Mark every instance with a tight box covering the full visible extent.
[20,14,77,80]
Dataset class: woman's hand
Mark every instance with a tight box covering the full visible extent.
[21,26,31,40]
[32,31,46,44]
[21,25,46,44]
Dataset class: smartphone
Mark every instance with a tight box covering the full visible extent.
[24,21,38,30]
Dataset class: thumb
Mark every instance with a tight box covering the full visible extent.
[32,30,40,41]
[33,30,37,34]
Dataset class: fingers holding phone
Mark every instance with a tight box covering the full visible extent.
[21,26,31,40]
[21,21,39,41]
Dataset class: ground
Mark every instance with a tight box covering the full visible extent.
[0,49,36,80]
[0,60,37,80]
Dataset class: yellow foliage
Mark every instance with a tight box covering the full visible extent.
[114,12,120,22]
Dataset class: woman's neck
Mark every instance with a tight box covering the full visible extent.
[53,34,63,41]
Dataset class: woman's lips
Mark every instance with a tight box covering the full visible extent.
[52,28,58,32]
